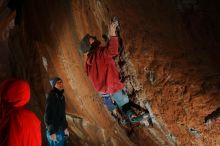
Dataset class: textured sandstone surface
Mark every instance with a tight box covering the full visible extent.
[0,0,219,145]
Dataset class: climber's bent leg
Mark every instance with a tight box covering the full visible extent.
[100,93,117,111]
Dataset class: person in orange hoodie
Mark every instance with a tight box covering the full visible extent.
[0,79,41,146]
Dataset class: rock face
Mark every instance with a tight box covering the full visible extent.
[0,0,219,145]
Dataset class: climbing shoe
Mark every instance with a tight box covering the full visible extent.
[126,110,143,124]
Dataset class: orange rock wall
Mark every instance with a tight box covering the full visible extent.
[0,0,219,145]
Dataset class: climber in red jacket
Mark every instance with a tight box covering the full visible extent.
[86,23,124,94]
[0,79,42,146]
[82,21,143,124]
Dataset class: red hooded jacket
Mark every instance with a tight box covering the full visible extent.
[0,79,41,146]
[86,36,124,94]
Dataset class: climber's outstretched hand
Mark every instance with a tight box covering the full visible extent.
[109,21,118,37]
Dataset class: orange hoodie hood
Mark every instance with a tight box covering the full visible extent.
[0,79,30,107]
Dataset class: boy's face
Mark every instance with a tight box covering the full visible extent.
[55,80,64,91]
[89,37,95,45]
